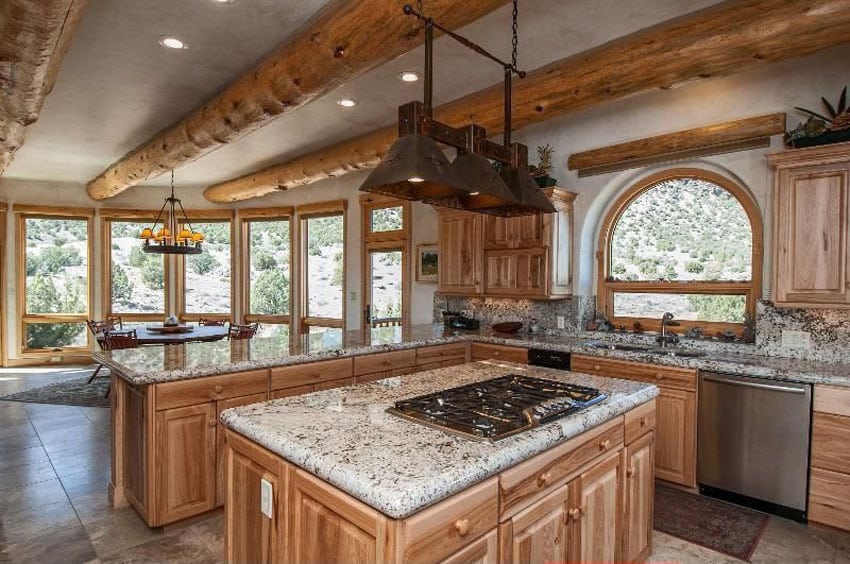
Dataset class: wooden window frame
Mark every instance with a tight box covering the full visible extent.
[238,207,294,329]
[101,209,170,322]
[16,205,95,356]
[0,202,6,365]
[177,210,236,322]
[596,168,763,336]
[298,200,347,333]
[359,195,411,330]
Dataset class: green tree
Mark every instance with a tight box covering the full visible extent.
[28,246,82,275]
[251,270,289,314]
[253,252,277,271]
[189,253,219,275]
[141,259,164,290]
[687,295,746,323]
[129,246,146,268]
[331,252,344,286]
[24,275,85,348]
[112,264,132,303]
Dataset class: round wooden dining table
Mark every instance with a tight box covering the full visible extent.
[135,325,229,345]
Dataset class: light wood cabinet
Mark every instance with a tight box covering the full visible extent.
[501,485,571,564]
[770,142,850,308]
[438,209,483,294]
[216,392,268,507]
[471,343,529,364]
[572,452,622,563]
[155,402,217,524]
[623,432,654,562]
[438,188,575,298]
[442,529,498,564]
[571,354,696,487]
[809,384,850,532]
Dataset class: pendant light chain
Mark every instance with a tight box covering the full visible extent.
[511,0,518,71]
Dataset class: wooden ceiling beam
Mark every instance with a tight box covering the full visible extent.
[85,0,511,200]
[0,0,88,173]
[203,0,850,203]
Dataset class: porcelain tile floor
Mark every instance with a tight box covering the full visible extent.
[1,367,850,563]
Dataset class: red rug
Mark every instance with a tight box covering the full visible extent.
[654,484,769,561]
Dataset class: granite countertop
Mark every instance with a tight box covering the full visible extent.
[220,361,658,519]
[95,324,850,388]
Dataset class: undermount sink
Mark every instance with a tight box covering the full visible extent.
[583,341,706,358]
[582,341,654,352]
[655,348,706,358]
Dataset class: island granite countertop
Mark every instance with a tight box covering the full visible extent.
[96,324,850,388]
[220,361,658,519]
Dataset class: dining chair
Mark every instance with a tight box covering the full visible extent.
[86,318,123,384]
[199,318,228,326]
[228,323,259,340]
[102,329,139,350]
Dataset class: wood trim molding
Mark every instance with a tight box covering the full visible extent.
[85,0,509,200]
[98,208,160,220]
[0,207,6,365]
[596,168,764,335]
[0,0,88,174]
[0,202,7,212]
[203,0,850,203]
[568,113,786,177]
[236,207,294,219]
[768,140,850,168]
[299,204,347,333]
[296,200,347,217]
[13,204,94,217]
[181,209,234,221]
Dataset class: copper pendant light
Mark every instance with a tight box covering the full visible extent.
[138,171,205,255]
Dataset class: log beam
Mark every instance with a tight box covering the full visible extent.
[85,0,510,200]
[0,0,87,173]
[568,113,787,177]
[204,0,850,203]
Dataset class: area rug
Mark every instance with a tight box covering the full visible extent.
[0,376,110,408]
[654,483,769,561]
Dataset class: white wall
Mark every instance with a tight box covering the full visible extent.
[514,44,850,299]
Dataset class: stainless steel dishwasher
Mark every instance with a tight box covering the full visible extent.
[698,371,812,522]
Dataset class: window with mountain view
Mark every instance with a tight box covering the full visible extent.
[302,211,345,330]
[108,220,165,315]
[245,217,291,338]
[600,171,762,333]
[20,214,91,351]
[183,221,232,316]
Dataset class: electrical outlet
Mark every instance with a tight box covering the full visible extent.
[557,316,566,329]
[781,330,811,349]
[260,478,273,519]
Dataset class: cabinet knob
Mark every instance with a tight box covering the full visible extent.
[594,364,601,371]
[598,439,611,451]
[537,471,553,488]
[494,351,501,357]
[639,417,647,427]
[568,507,584,521]
[655,374,663,380]
[454,519,470,537]
[382,360,391,366]
[627,466,636,477]
[214,385,224,393]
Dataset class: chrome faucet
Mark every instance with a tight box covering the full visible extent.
[657,312,680,347]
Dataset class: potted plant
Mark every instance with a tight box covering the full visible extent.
[528,144,558,187]
[785,86,850,148]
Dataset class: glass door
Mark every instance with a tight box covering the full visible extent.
[365,248,403,329]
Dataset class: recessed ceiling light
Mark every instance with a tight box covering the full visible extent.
[212,0,234,3]
[337,98,358,108]
[399,71,420,83]
[158,36,188,50]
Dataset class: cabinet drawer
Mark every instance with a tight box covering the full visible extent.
[354,349,416,377]
[155,370,269,411]
[400,477,498,563]
[814,385,850,416]
[499,417,624,518]
[270,358,353,391]
[471,343,528,364]
[314,376,357,391]
[270,384,314,400]
[571,355,696,392]
[624,399,656,445]
[416,343,468,366]
[812,412,850,473]
[809,467,850,530]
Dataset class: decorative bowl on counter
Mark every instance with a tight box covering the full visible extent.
[492,321,523,334]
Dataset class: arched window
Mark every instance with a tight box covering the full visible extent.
[597,168,763,336]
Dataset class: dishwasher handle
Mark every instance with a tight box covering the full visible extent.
[701,374,807,394]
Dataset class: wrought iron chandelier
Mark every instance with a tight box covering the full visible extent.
[139,171,204,254]
[359,1,555,216]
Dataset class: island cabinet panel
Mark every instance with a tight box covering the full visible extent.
[354,349,417,381]
[269,358,353,391]
[155,403,217,524]
[571,355,696,487]
[499,484,571,564]
[471,343,529,364]
[123,382,149,517]
[225,431,289,564]
[216,392,268,507]
[438,209,483,294]
[572,451,623,564]
[155,369,269,411]
[398,477,498,563]
[770,143,850,308]
[623,431,655,562]
[270,384,314,399]
[809,385,850,532]
[415,343,469,371]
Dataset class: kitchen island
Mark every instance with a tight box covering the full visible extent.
[220,361,658,563]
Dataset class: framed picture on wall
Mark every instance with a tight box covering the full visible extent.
[416,243,438,283]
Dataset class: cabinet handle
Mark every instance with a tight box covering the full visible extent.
[454,519,470,537]
[537,471,552,488]
[214,385,224,393]
[627,466,636,477]
[598,439,611,451]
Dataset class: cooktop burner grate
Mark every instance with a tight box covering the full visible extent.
[388,375,606,442]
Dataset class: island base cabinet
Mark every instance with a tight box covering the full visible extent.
[499,485,571,564]
[442,530,498,564]
[623,432,655,562]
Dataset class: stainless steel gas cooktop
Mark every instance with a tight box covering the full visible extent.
[387,375,607,442]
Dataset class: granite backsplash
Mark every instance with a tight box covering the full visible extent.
[433,295,850,362]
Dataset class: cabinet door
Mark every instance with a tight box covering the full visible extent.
[655,388,696,487]
[775,164,850,306]
[441,529,497,564]
[514,249,547,296]
[438,210,483,294]
[484,251,515,293]
[483,216,516,249]
[623,432,655,562]
[216,392,268,507]
[570,452,622,564]
[515,213,548,248]
[502,485,570,564]
[155,403,216,524]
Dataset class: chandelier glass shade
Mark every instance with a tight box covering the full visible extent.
[139,171,204,255]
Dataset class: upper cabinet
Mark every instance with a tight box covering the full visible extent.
[770,142,850,308]
[438,188,576,299]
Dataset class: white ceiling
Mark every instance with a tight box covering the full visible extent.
[5,0,722,192]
